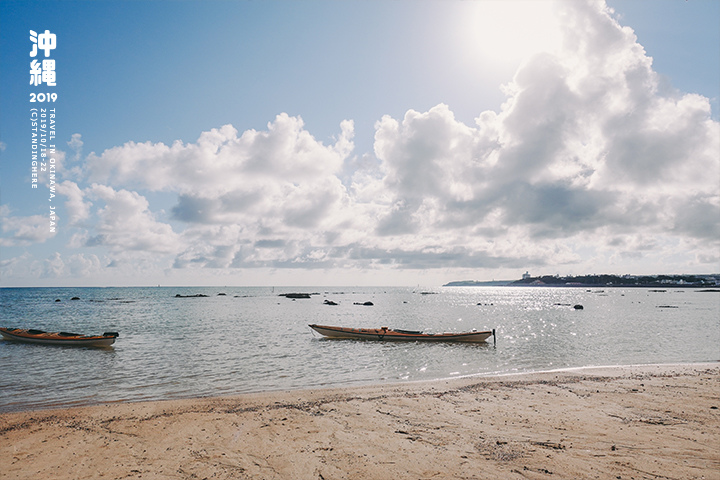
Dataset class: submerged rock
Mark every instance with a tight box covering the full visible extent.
[280,293,312,299]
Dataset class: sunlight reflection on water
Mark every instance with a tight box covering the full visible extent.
[1,286,718,411]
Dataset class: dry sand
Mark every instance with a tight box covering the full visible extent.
[1,363,718,480]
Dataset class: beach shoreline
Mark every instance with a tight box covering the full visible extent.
[2,363,718,479]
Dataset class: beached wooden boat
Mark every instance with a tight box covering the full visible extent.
[0,327,119,347]
[309,324,495,343]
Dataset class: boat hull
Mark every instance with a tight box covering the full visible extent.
[309,324,493,343]
[0,328,118,347]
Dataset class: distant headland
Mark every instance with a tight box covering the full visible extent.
[444,274,720,288]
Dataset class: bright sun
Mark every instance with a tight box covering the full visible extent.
[457,0,562,68]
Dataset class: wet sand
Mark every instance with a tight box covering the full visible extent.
[1,363,718,479]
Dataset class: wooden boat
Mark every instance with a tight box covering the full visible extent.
[0,327,119,347]
[309,324,495,343]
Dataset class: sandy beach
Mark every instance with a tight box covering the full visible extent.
[1,363,718,480]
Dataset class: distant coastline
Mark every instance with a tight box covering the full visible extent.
[444,274,720,288]
[443,280,514,287]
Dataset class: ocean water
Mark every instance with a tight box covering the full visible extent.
[0,286,718,412]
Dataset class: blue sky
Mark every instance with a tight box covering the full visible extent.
[1,0,718,287]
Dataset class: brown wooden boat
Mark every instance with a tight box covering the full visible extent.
[309,324,495,343]
[0,327,119,347]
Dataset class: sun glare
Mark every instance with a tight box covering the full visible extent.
[458,0,562,69]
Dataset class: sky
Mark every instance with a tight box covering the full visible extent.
[0,0,718,287]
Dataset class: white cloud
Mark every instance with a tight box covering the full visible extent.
[66,253,103,277]
[85,184,182,254]
[42,252,65,278]
[351,0,719,267]
[1,0,717,284]
[85,114,353,195]
[57,181,91,226]
[67,133,83,161]
[0,205,56,247]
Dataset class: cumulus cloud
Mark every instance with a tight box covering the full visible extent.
[85,184,182,254]
[366,0,719,254]
[0,205,56,247]
[67,133,83,161]
[85,114,353,194]
[2,0,717,282]
[57,181,91,226]
[81,114,360,266]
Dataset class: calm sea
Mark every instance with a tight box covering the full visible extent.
[1,286,718,412]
